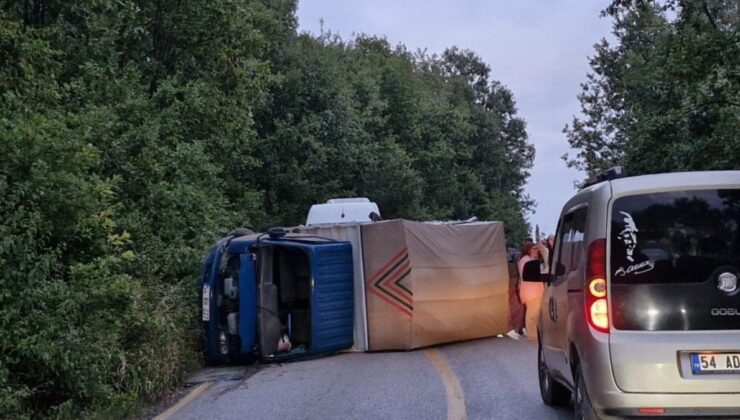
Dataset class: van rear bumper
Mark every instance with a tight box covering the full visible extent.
[585,357,740,417]
[594,390,740,418]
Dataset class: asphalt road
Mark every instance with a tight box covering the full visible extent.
[166,337,573,420]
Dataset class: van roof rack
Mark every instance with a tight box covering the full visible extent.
[581,166,627,189]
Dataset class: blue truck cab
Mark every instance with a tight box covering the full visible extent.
[200,230,354,363]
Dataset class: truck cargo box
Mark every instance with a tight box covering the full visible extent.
[302,219,511,352]
[361,220,510,350]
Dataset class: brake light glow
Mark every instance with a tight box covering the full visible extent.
[590,297,608,329]
[639,408,665,415]
[588,278,606,298]
[586,239,609,333]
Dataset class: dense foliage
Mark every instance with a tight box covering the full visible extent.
[564,0,739,177]
[0,0,533,417]
[253,36,534,234]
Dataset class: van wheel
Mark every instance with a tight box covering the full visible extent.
[574,364,599,420]
[538,340,570,406]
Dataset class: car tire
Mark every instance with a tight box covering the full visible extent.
[574,363,599,420]
[538,340,570,406]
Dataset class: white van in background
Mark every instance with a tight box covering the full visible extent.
[305,198,380,226]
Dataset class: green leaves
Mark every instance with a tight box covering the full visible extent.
[253,36,533,239]
[564,0,740,178]
[1,0,283,416]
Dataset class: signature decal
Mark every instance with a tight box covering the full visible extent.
[615,260,655,277]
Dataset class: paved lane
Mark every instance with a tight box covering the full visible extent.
[169,337,572,420]
[435,337,571,420]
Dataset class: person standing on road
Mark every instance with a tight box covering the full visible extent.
[518,243,544,340]
[506,260,525,339]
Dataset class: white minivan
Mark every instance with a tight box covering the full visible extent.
[305,198,380,226]
[525,168,740,419]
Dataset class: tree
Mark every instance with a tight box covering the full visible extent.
[564,0,740,178]
[0,0,290,416]
[417,48,534,237]
[253,35,534,239]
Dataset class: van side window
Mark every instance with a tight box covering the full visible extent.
[554,206,587,280]
[570,208,587,270]
[548,219,561,270]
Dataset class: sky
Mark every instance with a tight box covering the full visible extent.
[296,0,614,236]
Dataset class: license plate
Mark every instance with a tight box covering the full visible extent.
[202,285,211,322]
[690,352,740,374]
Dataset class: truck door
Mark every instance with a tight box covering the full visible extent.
[308,242,354,354]
[256,239,354,358]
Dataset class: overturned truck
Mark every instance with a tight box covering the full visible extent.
[200,220,510,363]
[201,231,354,363]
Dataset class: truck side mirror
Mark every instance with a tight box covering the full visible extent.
[522,260,543,282]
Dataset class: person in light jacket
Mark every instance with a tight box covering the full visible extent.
[518,243,544,340]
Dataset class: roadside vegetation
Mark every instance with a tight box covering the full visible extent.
[1,0,736,417]
[1,0,533,417]
[564,0,739,177]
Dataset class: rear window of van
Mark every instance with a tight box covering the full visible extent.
[610,189,740,284]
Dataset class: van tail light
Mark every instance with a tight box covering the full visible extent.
[585,239,609,333]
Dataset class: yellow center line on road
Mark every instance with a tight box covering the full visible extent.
[424,348,467,420]
[154,380,213,420]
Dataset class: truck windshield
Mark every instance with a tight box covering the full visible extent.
[610,189,740,284]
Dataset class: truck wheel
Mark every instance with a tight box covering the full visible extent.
[574,364,599,420]
[538,340,570,406]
